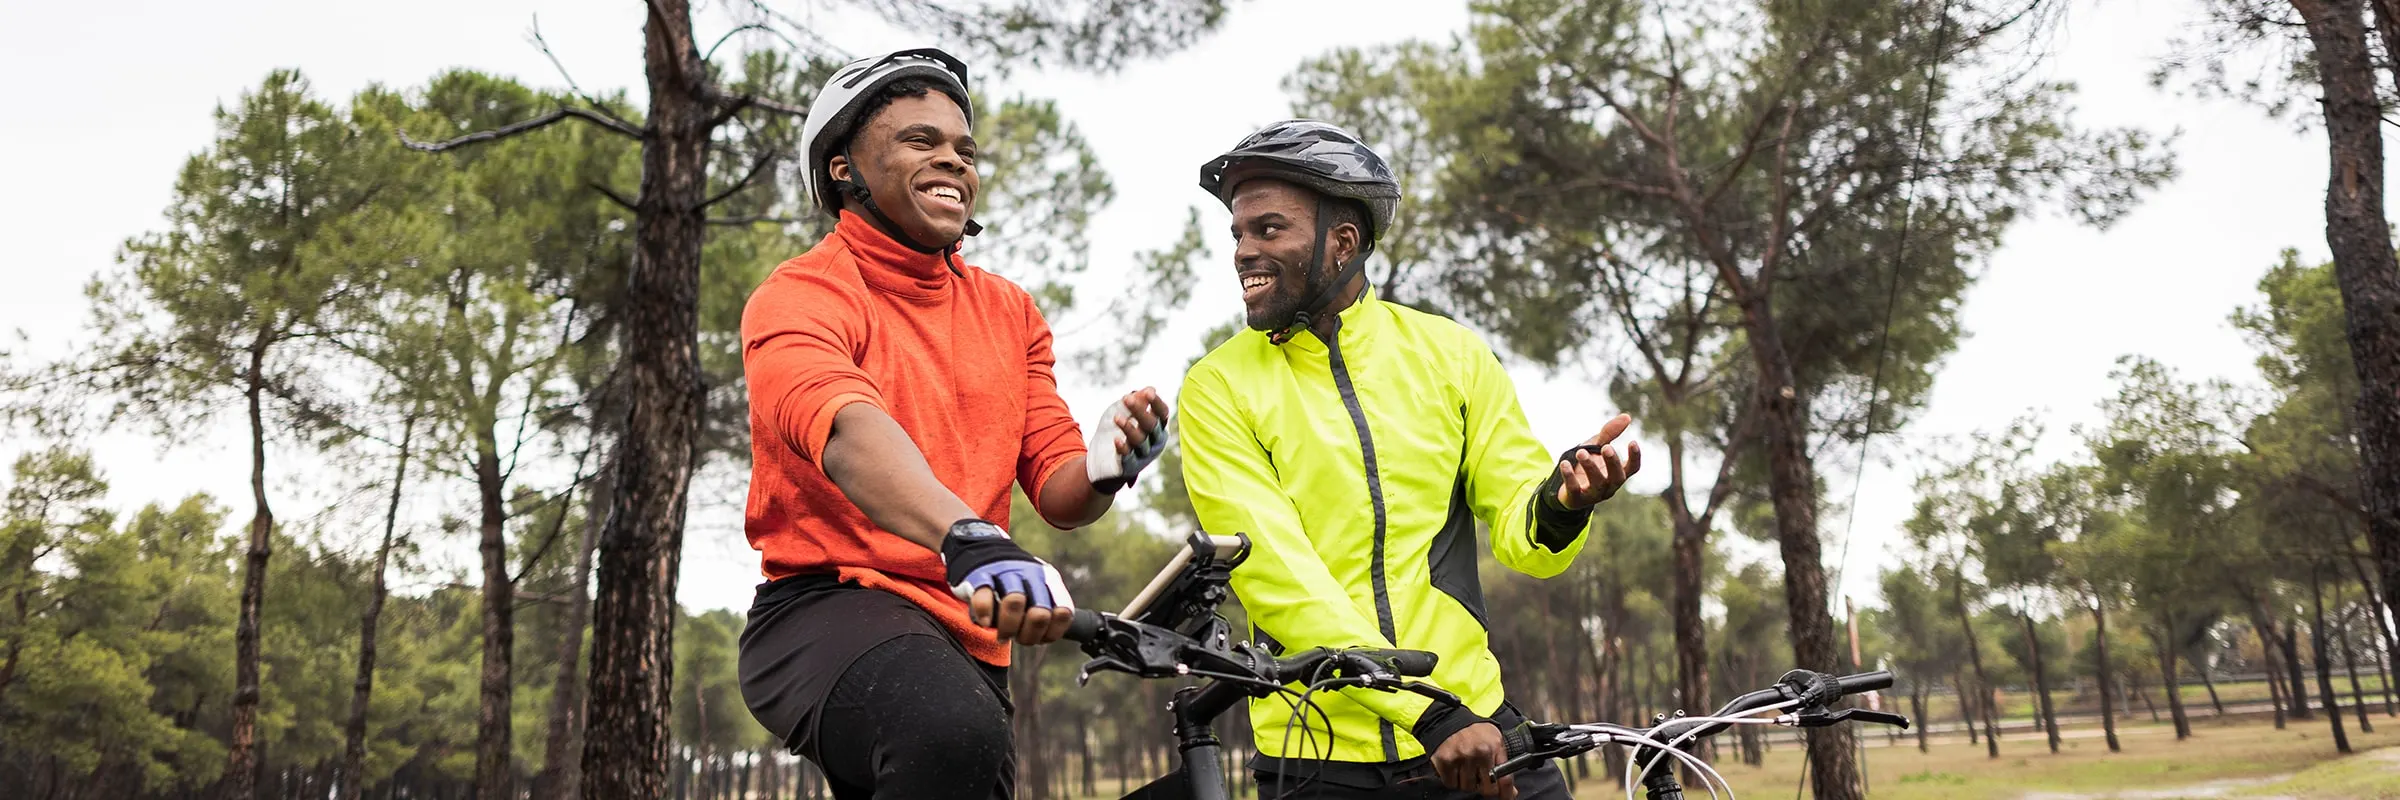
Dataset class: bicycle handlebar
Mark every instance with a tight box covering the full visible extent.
[1837,670,1893,695]
[1493,668,1908,779]
[1064,607,1105,642]
[1063,608,1445,698]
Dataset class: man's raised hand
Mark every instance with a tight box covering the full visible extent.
[1087,387,1173,493]
[1554,413,1643,510]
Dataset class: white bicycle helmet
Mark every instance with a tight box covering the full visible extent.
[801,47,981,253]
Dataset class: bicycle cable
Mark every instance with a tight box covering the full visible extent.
[1624,700,1797,800]
[1272,660,1342,800]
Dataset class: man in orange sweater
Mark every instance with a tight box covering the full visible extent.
[736,48,1170,800]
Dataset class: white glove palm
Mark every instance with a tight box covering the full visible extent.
[1086,389,1172,493]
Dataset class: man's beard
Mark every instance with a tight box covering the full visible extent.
[1245,246,1322,332]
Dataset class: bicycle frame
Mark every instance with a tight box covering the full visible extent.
[1116,680,1248,800]
[1099,532,1251,800]
[1072,531,1451,800]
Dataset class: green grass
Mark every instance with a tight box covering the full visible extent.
[1665,713,2400,800]
[1914,677,2394,730]
[2237,746,2400,798]
[1061,707,2400,799]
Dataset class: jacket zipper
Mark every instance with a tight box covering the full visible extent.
[1322,316,1401,761]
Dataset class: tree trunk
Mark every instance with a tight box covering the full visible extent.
[2266,642,2290,725]
[2133,671,2157,721]
[535,469,607,800]
[2020,611,2060,753]
[1668,512,1709,740]
[341,413,418,800]
[1953,672,1980,745]
[2199,666,2224,716]
[2253,615,2288,730]
[2283,624,2313,719]
[2309,564,2354,752]
[1661,426,1713,765]
[2344,548,2400,714]
[1908,685,1928,752]
[2322,0,2400,693]
[583,1,710,796]
[1734,297,1859,799]
[2093,602,2121,751]
[1077,712,1093,798]
[1950,577,1999,757]
[2337,587,2374,732]
[475,436,517,800]
[1020,644,1050,800]
[224,333,277,800]
[2154,609,2191,739]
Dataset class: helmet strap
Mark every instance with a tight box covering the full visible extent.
[1268,197,1368,346]
[835,146,979,259]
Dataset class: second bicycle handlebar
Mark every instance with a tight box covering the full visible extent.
[1063,607,1441,691]
[1495,667,1908,779]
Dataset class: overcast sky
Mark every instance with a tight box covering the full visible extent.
[0,0,2355,615]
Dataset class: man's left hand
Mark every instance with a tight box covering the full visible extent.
[1086,387,1172,492]
[1430,721,1519,799]
[1555,413,1642,509]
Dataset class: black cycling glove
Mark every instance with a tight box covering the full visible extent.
[942,519,1071,610]
[1412,698,1492,754]
[1529,445,1599,552]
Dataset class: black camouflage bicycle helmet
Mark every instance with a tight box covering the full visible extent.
[1198,119,1400,254]
[1198,120,1402,343]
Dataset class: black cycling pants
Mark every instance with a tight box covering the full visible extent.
[815,634,1016,799]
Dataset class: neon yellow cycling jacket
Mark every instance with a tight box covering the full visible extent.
[1177,289,1592,764]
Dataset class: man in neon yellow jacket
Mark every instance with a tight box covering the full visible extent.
[1178,119,1645,799]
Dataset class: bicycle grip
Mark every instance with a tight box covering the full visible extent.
[1355,649,1438,677]
[1835,670,1893,695]
[1500,720,1533,758]
[1064,609,1104,643]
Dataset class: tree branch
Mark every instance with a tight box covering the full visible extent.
[400,107,643,153]
[705,88,809,129]
[531,14,644,133]
[589,182,639,212]
[1754,104,1803,288]
[699,146,783,210]
[1502,14,1673,148]
[707,215,806,226]
[704,23,776,64]
[1704,23,1836,207]
[1698,400,1760,529]
[1595,247,1679,384]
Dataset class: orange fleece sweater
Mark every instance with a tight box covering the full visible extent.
[740,211,1086,667]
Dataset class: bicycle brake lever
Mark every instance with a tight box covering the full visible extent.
[1846,709,1912,729]
[1075,655,1140,686]
[1491,723,1587,779]
[1492,752,1550,779]
[1786,708,1912,729]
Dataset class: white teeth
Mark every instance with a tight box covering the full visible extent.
[1241,276,1269,290]
[925,186,961,202]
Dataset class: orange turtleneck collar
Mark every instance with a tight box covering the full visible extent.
[836,210,962,298]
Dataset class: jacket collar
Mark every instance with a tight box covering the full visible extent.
[837,210,953,298]
[1284,285,1384,355]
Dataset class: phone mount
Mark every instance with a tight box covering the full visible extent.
[1119,531,1248,640]
[1071,531,1250,685]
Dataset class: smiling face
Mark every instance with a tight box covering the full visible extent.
[1228,178,1361,332]
[829,89,978,247]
